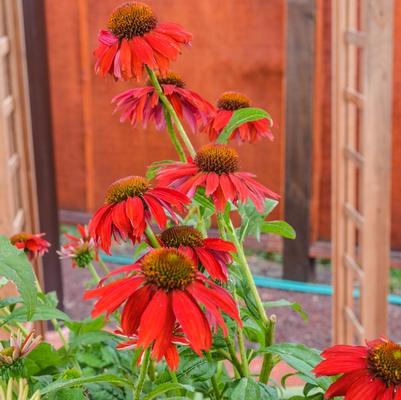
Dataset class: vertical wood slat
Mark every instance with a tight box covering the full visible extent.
[22,0,63,307]
[332,0,349,344]
[360,0,393,340]
[283,0,316,281]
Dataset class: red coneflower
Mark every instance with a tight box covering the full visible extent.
[113,72,214,132]
[84,248,241,369]
[94,2,192,81]
[89,176,189,254]
[204,92,273,144]
[57,225,98,269]
[9,232,50,261]
[116,327,189,371]
[314,337,401,399]
[156,144,279,212]
[158,225,235,282]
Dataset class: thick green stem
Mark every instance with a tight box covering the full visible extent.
[145,226,161,249]
[206,353,221,400]
[220,342,243,378]
[98,258,110,275]
[259,315,276,383]
[87,263,100,283]
[163,108,186,162]
[134,348,151,400]
[146,66,196,158]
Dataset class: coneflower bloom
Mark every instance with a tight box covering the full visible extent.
[157,144,279,212]
[89,176,189,254]
[204,92,273,144]
[84,248,241,369]
[9,233,50,261]
[314,337,401,399]
[112,72,214,132]
[158,225,235,282]
[0,331,41,379]
[94,2,192,81]
[57,225,98,269]
[116,327,189,370]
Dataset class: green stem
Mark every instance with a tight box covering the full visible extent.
[224,335,243,378]
[217,348,243,378]
[259,315,276,383]
[34,277,69,350]
[88,263,100,283]
[145,226,161,249]
[146,66,196,158]
[1,308,28,335]
[148,360,155,381]
[163,108,186,162]
[206,353,221,400]
[98,258,110,275]
[134,348,151,400]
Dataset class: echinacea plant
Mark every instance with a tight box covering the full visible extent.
[0,2,400,400]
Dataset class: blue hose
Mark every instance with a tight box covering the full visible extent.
[100,253,401,306]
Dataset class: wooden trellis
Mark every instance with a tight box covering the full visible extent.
[332,0,393,343]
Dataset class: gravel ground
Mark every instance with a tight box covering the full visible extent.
[61,254,401,350]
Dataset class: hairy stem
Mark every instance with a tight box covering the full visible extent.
[145,226,161,249]
[134,348,151,400]
[146,66,196,158]
[163,108,186,162]
[206,353,221,400]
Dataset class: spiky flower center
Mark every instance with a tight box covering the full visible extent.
[195,144,239,175]
[160,226,204,248]
[105,176,150,204]
[9,233,30,245]
[108,2,157,40]
[368,341,401,385]
[142,248,196,290]
[217,92,251,111]
[156,72,186,88]
[74,244,95,269]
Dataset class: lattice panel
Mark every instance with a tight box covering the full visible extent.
[332,0,393,343]
[0,0,37,236]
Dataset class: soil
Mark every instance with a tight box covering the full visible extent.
[61,253,401,350]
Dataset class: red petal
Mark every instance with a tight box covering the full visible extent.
[111,201,131,239]
[131,37,156,68]
[164,343,180,371]
[205,173,220,196]
[195,248,227,282]
[121,285,152,335]
[324,369,367,398]
[125,197,145,234]
[219,174,236,201]
[172,290,211,354]
[120,39,132,79]
[137,290,173,349]
[144,31,180,60]
[143,194,167,228]
[203,238,236,252]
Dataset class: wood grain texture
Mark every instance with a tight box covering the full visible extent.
[283,0,316,281]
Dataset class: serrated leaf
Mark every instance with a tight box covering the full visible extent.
[216,108,271,144]
[261,221,296,239]
[24,343,63,376]
[263,299,308,321]
[266,343,331,391]
[0,236,37,318]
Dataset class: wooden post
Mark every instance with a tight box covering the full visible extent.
[332,0,393,343]
[21,0,64,308]
[283,0,316,281]
[360,0,392,340]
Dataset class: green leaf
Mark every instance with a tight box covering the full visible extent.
[40,374,134,395]
[216,108,272,144]
[146,159,176,180]
[0,296,22,309]
[0,303,70,326]
[65,316,106,335]
[143,383,195,399]
[228,378,277,399]
[0,235,37,318]
[263,299,308,321]
[266,343,331,391]
[261,221,296,239]
[193,189,215,213]
[24,343,63,376]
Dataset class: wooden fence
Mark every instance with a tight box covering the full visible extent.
[44,0,401,254]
